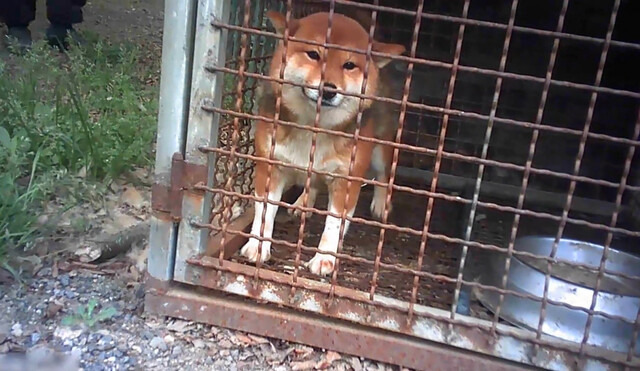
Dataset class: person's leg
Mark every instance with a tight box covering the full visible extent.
[1,0,36,50]
[45,0,86,48]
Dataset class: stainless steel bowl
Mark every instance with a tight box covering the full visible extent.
[475,236,640,354]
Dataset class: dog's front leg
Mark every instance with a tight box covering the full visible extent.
[240,162,286,263]
[307,178,362,276]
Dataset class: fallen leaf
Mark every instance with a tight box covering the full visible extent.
[120,186,147,209]
[218,338,233,349]
[114,213,140,230]
[293,345,314,360]
[247,334,269,344]
[325,351,341,363]
[166,320,193,333]
[291,360,317,371]
[314,353,341,371]
[45,302,63,319]
[234,333,255,346]
[348,357,363,371]
[74,245,101,263]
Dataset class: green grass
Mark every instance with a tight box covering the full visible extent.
[0,37,158,264]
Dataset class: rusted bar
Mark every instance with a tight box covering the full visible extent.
[252,0,292,284]
[217,0,252,266]
[209,22,640,100]
[370,0,423,301]
[394,167,620,218]
[454,0,519,324]
[513,0,571,343]
[330,0,369,300]
[409,0,468,324]
[203,68,640,147]
[145,282,533,371]
[271,1,302,297]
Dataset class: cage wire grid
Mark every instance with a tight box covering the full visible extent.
[177,0,640,368]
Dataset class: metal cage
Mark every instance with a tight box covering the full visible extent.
[147,0,640,369]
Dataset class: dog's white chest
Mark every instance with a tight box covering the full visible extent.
[273,132,338,175]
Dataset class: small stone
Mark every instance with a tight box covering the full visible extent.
[141,330,154,340]
[59,274,70,287]
[120,186,147,209]
[30,332,41,344]
[97,351,107,362]
[97,335,116,351]
[37,267,52,277]
[54,326,83,341]
[192,339,205,349]
[10,323,23,337]
[63,290,77,299]
[150,336,167,351]
[171,346,182,356]
[163,334,174,344]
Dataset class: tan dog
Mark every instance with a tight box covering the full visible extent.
[240,11,405,275]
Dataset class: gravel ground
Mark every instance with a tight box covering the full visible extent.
[0,259,398,370]
[0,1,404,370]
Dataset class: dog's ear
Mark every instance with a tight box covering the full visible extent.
[372,41,405,68]
[267,11,300,35]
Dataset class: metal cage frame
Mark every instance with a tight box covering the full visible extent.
[147,1,640,370]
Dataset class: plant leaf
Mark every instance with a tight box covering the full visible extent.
[95,307,118,322]
[61,315,77,326]
[87,298,98,318]
[0,126,9,148]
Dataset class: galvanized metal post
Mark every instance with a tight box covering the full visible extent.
[148,0,197,281]
[174,0,231,282]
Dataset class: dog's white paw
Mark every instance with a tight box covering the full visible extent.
[240,238,271,263]
[306,253,336,276]
[370,194,390,220]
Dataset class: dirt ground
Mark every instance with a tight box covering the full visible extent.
[0,1,402,370]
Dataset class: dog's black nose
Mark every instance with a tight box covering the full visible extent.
[322,83,337,100]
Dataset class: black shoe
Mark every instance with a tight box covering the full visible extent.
[46,24,86,50]
[5,27,33,53]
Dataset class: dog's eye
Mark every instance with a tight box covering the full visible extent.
[306,51,320,61]
[343,61,356,70]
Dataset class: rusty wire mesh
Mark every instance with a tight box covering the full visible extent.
[195,0,639,367]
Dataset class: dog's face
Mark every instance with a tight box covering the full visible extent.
[267,12,405,127]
